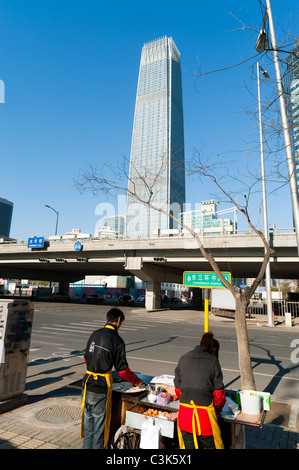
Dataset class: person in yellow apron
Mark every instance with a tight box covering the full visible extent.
[174,332,226,449]
[81,369,113,448]
[81,308,143,449]
[177,400,224,449]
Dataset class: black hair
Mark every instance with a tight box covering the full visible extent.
[106,308,125,324]
[200,332,220,357]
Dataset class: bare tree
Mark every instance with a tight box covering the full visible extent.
[75,155,274,390]
[188,154,275,390]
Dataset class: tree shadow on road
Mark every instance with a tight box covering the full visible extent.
[126,336,179,354]
[28,349,85,367]
[252,345,299,395]
[225,344,299,396]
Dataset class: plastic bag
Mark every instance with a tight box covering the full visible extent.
[140,418,161,449]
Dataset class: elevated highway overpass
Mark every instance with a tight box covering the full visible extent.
[0,232,297,304]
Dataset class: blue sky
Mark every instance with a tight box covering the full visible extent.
[0,0,298,240]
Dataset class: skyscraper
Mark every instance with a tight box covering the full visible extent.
[0,198,13,238]
[126,37,185,238]
[283,40,299,195]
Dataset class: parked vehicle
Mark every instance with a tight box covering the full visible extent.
[119,294,135,306]
[86,294,105,304]
[136,295,145,303]
[211,289,235,317]
[32,287,52,301]
[170,297,182,304]
[52,293,71,302]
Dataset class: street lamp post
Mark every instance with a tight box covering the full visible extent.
[257,0,299,257]
[45,205,59,236]
[257,62,274,327]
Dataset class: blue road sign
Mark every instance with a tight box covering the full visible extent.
[74,241,83,252]
[28,237,45,248]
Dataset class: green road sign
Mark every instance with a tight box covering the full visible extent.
[183,271,231,288]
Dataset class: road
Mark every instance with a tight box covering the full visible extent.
[26,302,299,400]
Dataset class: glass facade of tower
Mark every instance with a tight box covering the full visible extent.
[103,215,125,238]
[178,201,236,236]
[283,42,299,195]
[0,198,13,238]
[126,37,185,238]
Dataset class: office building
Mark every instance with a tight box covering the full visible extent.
[126,37,185,238]
[103,215,125,238]
[283,40,299,195]
[93,215,125,239]
[178,200,237,236]
[0,198,13,238]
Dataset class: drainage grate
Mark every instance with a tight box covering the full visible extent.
[35,406,81,424]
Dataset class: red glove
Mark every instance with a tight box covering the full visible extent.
[118,367,141,386]
[213,389,226,411]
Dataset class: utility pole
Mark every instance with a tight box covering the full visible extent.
[257,62,273,327]
[264,0,299,257]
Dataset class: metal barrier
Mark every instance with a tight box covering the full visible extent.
[247,300,299,319]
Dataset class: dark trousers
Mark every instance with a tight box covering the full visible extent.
[181,430,216,449]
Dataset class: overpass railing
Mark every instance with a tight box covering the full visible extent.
[0,227,296,245]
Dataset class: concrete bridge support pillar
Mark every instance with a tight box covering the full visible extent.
[124,257,181,310]
[145,281,161,310]
[58,281,70,295]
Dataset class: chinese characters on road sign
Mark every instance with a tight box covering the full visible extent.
[183,271,231,288]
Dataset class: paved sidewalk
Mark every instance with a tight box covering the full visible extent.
[245,396,299,449]
[0,395,82,449]
[0,393,83,449]
[246,423,299,449]
[0,389,298,450]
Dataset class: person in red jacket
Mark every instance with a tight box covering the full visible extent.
[174,332,226,449]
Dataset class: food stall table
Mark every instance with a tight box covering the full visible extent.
[69,374,267,449]
[117,378,268,449]
[217,390,267,449]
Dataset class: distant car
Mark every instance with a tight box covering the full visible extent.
[52,293,71,302]
[181,297,190,304]
[119,294,135,306]
[136,295,145,303]
[170,297,182,304]
[86,294,105,304]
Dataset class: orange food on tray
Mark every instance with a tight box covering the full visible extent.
[143,408,172,419]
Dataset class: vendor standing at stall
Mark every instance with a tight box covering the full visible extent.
[174,332,226,449]
[81,308,143,449]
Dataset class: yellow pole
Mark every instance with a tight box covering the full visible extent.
[204,298,209,333]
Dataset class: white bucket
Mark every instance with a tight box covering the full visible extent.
[240,390,262,415]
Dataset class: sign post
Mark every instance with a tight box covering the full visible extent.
[183,271,231,333]
[204,297,209,333]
